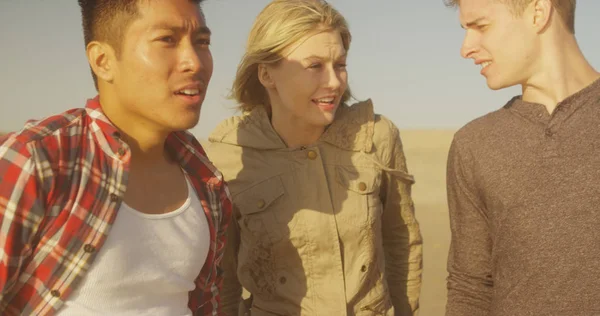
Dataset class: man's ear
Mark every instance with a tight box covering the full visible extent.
[86,41,116,84]
[531,0,553,33]
[258,64,276,89]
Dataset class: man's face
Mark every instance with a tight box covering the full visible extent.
[459,0,539,90]
[111,0,213,132]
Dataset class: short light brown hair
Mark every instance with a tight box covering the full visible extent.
[444,0,576,33]
[231,0,352,113]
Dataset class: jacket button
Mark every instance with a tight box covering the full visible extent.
[84,244,96,253]
[361,265,367,272]
[257,199,266,209]
[279,276,287,284]
[110,193,119,202]
[307,150,318,160]
[358,182,367,191]
[51,290,61,297]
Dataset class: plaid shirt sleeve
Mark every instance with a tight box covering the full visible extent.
[0,136,47,299]
[201,182,231,316]
[0,134,12,145]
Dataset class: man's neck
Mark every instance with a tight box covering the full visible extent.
[99,93,172,166]
[522,34,600,113]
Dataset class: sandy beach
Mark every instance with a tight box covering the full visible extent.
[401,129,455,316]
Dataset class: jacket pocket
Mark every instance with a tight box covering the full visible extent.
[233,176,288,244]
[334,166,382,228]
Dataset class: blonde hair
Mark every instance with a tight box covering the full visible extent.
[445,0,576,33]
[231,0,352,112]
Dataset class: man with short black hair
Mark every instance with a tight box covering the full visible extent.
[0,0,231,315]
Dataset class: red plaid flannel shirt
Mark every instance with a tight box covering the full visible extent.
[0,96,232,315]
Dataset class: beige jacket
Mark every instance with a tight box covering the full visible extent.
[207,100,423,316]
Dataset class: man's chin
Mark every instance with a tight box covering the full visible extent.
[486,79,512,91]
[169,114,201,132]
[485,74,523,91]
[182,119,201,131]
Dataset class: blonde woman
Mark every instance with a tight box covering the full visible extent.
[207,0,422,315]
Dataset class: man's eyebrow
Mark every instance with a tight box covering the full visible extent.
[461,17,486,29]
[150,23,212,35]
[195,26,211,36]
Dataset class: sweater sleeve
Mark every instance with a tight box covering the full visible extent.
[445,136,494,316]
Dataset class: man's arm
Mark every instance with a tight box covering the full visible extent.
[0,137,45,299]
[445,137,493,316]
[0,133,13,144]
[220,208,243,316]
[199,180,232,316]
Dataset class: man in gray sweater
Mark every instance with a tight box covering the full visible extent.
[443,0,600,315]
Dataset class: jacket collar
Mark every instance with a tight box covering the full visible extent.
[209,99,375,152]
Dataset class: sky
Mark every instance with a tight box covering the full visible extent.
[1,1,599,138]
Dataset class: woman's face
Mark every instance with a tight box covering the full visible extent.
[262,30,348,128]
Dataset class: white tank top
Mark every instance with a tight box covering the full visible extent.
[58,175,211,316]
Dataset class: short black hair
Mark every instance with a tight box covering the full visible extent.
[78,0,204,89]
